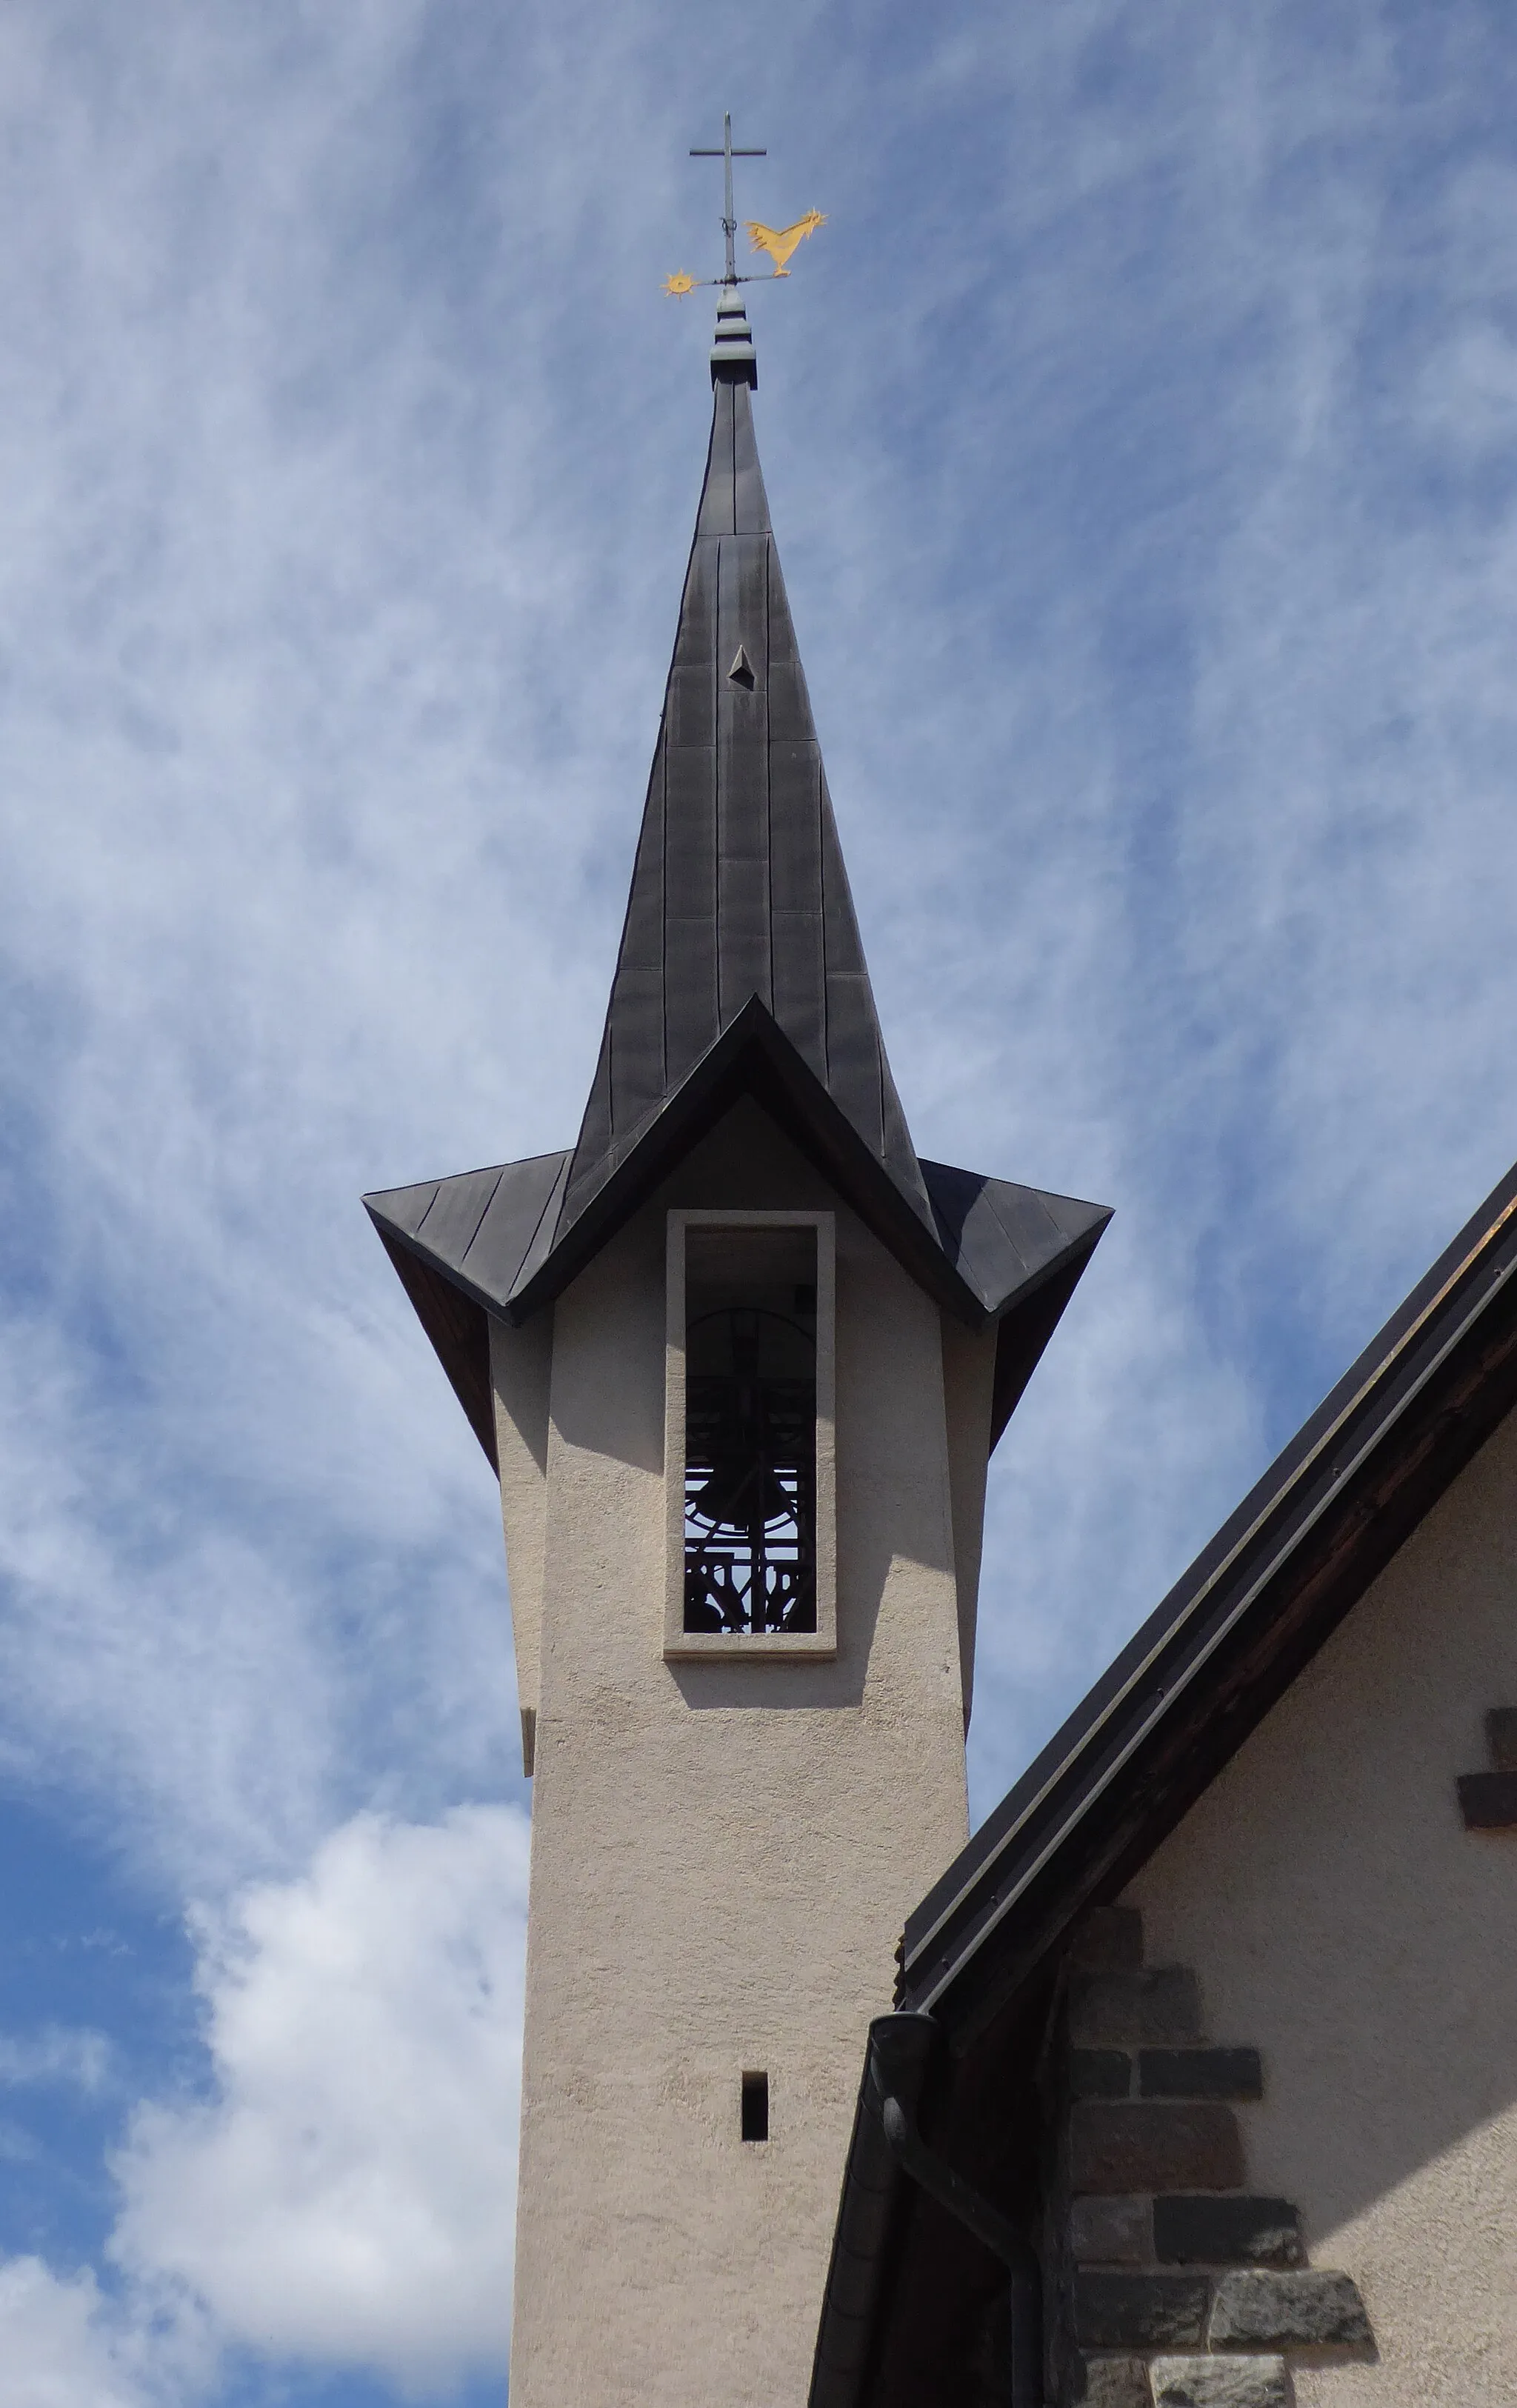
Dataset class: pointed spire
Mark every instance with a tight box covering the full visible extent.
[560,353,933,1239]
[364,316,1112,1443]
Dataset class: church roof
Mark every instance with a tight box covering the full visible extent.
[811,1148,1517,2407]
[896,1150,1517,2024]
[365,290,1110,1462]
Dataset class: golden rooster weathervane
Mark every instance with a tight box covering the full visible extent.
[664,113,824,299]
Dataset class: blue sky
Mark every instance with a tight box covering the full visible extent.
[3,0,1517,2398]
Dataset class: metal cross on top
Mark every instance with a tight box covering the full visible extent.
[691,112,767,286]
[664,112,825,298]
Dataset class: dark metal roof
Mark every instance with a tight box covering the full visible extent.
[367,1127,1105,1335]
[563,353,931,1245]
[364,301,1110,1453]
[811,1149,1517,2405]
[364,1113,1108,1464]
[366,1150,570,1320]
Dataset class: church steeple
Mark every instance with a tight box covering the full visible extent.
[565,296,932,1246]
[364,295,1110,1458]
[363,196,1117,2408]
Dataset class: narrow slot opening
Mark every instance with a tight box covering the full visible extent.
[741,2069,769,2144]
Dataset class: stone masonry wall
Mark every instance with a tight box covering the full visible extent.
[1048,1907,1374,2408]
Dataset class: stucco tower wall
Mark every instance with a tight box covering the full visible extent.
[490,1307,553,1772]
[506,1098,975,2408]
[940,1315,997,1729]
[1124,1401,1517,2408]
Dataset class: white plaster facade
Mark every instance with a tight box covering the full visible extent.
[494,1098,990,2408]
[1126,1402,1517,2407]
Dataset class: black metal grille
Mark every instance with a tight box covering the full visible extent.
[683,1304,816,1633]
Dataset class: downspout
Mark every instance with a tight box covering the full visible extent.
[880,2090,1042,2407]
[809,2012,1042,2408]
[810,2014,938,2408]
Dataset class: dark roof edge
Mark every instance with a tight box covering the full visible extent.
[370,1221,499,1470]
[515,998,990,1327]
[363,1152,571,1330]
[901,1147,1517,2007]
[989,1232,1110,1455]
[364,1203,510,1340]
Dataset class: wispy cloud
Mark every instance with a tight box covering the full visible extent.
[0,2250,212,2408]
[0,1810,524,2404]
[113,1809,527,2393]
[0,2027,112,2095]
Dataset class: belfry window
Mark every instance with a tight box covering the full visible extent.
[664,1213,836,1658]
[683,1226,817,1635]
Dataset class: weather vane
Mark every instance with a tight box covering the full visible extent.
[664,112,824,298]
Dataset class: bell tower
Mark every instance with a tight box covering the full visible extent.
[364,276,1109,2408]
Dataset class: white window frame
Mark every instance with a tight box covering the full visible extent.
[664,1209,837,1661]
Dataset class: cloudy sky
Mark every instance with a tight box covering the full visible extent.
[2,1,1516,2399]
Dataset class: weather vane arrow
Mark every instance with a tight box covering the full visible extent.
[664,112,825,297]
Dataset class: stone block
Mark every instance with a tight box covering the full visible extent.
[1070,2102,1244,2195]
[1154,2195,1304,2268]
[1070,1906,1146,1971]
[1487,1707,1517,1771]
[1458,1768,1517,1830]
[1150,2355,1290,2407]
[1077,2355,1152,2407]
[1075,2272,1210,2349]
[1209,2271,1373,2349]
[1071,2194,1152,2265]
[1073,2050,1133,2099]
[1070,1968,1203,2047]
[1140,2049,1262,2101]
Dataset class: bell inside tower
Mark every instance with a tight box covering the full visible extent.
[682,1223,818,1635]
